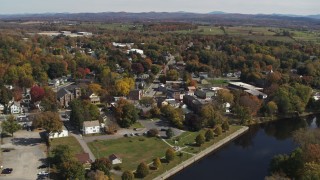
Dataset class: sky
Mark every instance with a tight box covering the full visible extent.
[1,0,319,15]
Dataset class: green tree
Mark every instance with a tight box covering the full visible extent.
[51,145,73,164]
[195,134,205,146]
[115,99,139,128]
[166,128,174,139]
[221,121,230,132]
[166,69,179,81]
[205,129,214,141]
[166,148,175,162]
[136,162,149,178]
[122,170,134,180]
[200,104,224,128]
[91,158,112,176]
[1,115,21,136]
[0,86,13,114]
[60,159,85,180]
[214,126,223,136]
[153,157,162,169]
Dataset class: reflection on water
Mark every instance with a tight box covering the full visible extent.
[171,116,318,180]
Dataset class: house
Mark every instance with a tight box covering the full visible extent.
[127,49,144,55]
[75,153,92,168]
[167,88,184,101]
[10,103,22,114]
[83,120,101,135]
[183,95,204,114]
[109,154,122,165]
[128,90,143,101]
[88,93,100,104]
[56,87,81,108]
[313,92,320,101]
[161,99,180,108]
[48,125,68,139]
[195,89,216,99]
[186,86,196,96]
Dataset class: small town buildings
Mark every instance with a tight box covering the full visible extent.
[127,49,144,55]
[186,86,196,96]
[88,93,101,104]
[194,89,216,100]
[48,125,69,139]
[10,103,22,114]
[56,86,81,108]
[161,99,180,108]
[83,120,101,135]
[109,154,122,165]
[167,88,184,101]
[128,89,144,101]
[183,95,204,114]
[228,82,267,99]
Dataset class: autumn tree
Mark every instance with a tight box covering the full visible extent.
[153,157,162,169]
[91,158,112,176]
[200,104,224,128]
[121,170,134,180]
[32,112,63,136]
[40,86,59,112]
[115,78,134,96]
[30,85,45,103]
[166,69,179,81]
[195,133,205,146]
[88,170,109,180]
[266,101,278,116]
[215,126,223,136]
[59,159,86,180]
[166,148,175,162]
[131,63,145,74]
[1,115,21,137]
[160,105,184,129]
[114,99,139,128]
[136,162,149,178]
[239,95,262,116]
[205,129,214,141]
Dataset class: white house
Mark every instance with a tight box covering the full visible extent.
[109,154,122,165]
[126,49,144,55]
[10,104,22,114]
[49,126,69,139]
[83,120,101,135]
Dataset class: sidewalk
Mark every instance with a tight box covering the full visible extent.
[70,133,96,161]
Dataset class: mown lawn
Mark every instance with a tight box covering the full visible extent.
[130,122,144,129]
[88,136,170,171]
[50,136,84,155]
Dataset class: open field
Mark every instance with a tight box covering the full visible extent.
[50,136,84,155]
[167,126,242,154]
[88,136,169,171]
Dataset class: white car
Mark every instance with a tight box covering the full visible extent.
[37,171,49,176]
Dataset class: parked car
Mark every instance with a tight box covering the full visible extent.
[37,171,49,176]
[2,149,11,152]
[2,168,13,174]
[37,164,48,169]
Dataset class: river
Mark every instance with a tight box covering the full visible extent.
[171,115,319,180]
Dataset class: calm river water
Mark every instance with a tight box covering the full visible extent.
[171,116,319,180]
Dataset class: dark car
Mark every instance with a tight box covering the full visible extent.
[2,149,11,152]
[38,164,48,169]
[2,168,13,174]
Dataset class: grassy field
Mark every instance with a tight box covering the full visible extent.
[88,125,243,179]
[167,125,242,154]
[207,79,229,85]
[88,136,169,171]
[50,136,84,155]
[130,122,144,129]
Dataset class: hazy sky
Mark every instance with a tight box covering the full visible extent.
[1,0,319,15]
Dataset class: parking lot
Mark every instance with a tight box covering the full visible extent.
[0,130,46,180]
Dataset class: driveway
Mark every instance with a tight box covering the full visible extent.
[0,130,46,180]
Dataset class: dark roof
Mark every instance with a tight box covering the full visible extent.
[109,154,121,161]
[75,153,92,164]
[56,88,71,99]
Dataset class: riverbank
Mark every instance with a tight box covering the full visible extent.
[247,111,320,125]
[154,126,249,180]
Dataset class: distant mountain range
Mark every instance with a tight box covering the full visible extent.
[0,12,319,29]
